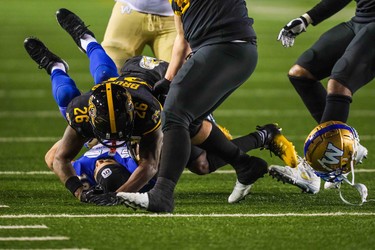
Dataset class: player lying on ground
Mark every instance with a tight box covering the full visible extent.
[25,8,298,206]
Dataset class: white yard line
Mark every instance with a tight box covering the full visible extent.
[0,212,374,219]
[0,169,374,175]
[0,225,48,229]
[0,236,69,241]
[0,205,9,208]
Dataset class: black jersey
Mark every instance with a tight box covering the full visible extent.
[120,55,169,88]
[170,0,256,50]
[66,56,165,140]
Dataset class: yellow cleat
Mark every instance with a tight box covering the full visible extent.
[256,123,298,168]
[216,124,233,140]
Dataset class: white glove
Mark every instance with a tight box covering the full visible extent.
[277,16,309,47]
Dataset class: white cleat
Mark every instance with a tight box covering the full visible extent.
[324,181,341,189]
[269,158,321,194]
[228,180,253,203]
[116,192,149,210]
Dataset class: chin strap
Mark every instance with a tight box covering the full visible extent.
[336,150,369,206]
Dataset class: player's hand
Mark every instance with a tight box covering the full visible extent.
[153,78,171,97]
[277,16,309,47]
[80,186,119,206]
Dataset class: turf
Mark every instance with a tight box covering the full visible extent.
[1,0,374,249]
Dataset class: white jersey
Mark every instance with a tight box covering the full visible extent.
[115,0,173,16]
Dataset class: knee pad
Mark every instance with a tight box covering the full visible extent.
[93,65,118,84]
[54,84,81,107]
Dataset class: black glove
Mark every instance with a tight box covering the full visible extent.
[153,78,171,98]
[277,16,309,47]
[80,186,119,206]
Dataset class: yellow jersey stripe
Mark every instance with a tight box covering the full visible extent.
[105,83,117,133]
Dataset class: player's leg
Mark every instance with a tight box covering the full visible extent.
[55,8,118,84]
[102,2,146,73]
[289,22,355,123]
[321,21,375,123]
[24,37,80,118]
[153,42,264,210]
[151,15,176,62]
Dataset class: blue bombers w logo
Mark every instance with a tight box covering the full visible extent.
[320,143,344,165]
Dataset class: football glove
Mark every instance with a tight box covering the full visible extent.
[277,16,309,47]
[80,185,119,206]
[153,78,171,98]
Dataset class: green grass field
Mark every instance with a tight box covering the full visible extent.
[1,0,375,249]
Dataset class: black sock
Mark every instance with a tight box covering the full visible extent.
[320,94,352,123]
[232,132,262,151]
[289,75,327,123]
[206,132,261,172]
[157,127,191,185]
[199,124,250,171]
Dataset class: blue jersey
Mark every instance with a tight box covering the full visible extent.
[72,142,138,188]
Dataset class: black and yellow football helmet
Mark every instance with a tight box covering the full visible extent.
[88,83,134,147]
[304,121,357,178]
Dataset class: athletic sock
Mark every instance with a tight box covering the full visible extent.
[206,132,262,172]
[289,75,326,123]
[157,127,191,184]
[320,94,352,123]
[80,34,97,52]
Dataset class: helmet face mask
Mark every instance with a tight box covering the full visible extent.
[88,83,134,147]
[304,121,357,179]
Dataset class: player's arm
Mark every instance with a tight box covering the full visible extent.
[53,125,87,199]
[306,0,352,26]
[45,139,62,171]
[116,127,163,192]
[277,0,352,47]
[153,15,190,100]
[164,15,191,81]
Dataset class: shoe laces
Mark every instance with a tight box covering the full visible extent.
[61,14,90,39]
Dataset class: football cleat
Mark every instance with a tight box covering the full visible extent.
[24,37,68,75]
[117,190,174,213]
[324,181,341,189]
[269,157,321,194]
[256,123,298,168]
[117,192,149,211]
[228,180,252,204]
[206,113,233,140]
[56,8,95,53]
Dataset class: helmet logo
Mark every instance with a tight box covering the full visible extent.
[101,168,113,179]
[320,142,344,166]
[152,110,160,124]
[139,56,161,69]
[88,97,97,126]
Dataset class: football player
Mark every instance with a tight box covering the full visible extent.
[102,0,176,73]
[270,0,371,193]
[45,139,155,195]
[115,0,298,213]
[25,8,297,206]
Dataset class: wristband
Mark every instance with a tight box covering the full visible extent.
[65,176,83,196]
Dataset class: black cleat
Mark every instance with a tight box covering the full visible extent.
[56,8,95,53]
[256,123,298,168]
[24,37,68,75]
